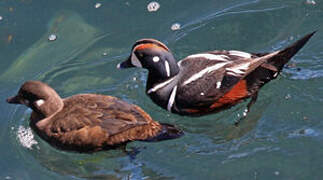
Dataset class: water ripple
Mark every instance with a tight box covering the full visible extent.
[166,0,286,42]
[222,146,280,164]
[288,128,320,138]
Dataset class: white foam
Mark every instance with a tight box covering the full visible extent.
[17,126,38,149]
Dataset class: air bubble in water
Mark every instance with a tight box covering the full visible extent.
[306,0,316,5]
[95,3,102,8]
[147,2,160,12]
[48,34,57,41]
[171,23,181,31]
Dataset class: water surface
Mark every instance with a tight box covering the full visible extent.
[0,0,322,179]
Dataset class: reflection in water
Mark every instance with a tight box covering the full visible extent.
[12,108,171,179]
[13,113,139,179]
[17,128,173,179]
[177,96,272,156]
[33,147,126,178]
[0,10,103,83]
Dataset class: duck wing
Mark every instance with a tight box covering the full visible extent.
[47,94,160,148]
[52,94,156,134]
[175,51,279,110]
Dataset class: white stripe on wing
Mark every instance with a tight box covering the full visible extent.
[183,62,228,85]
[187,53,229,61]
[228,50,252,58]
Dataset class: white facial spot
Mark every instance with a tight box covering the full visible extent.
[165,61,171,77]
[35,99,45,107]
[131,52,142,67]
[216,81,222,89]
[152,56,160,62]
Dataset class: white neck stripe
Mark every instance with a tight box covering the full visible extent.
[147,76,176,94]
[167,86,177,112]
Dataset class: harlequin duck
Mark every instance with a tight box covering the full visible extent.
[6,81,183,152]
[118,32,315,116]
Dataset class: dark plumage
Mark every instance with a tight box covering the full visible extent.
[7,81,183,152]
[118,32,315,117]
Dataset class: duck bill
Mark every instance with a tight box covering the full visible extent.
[6,95,22,104]
[117,56,135,69]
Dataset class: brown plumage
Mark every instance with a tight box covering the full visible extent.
[7,81,183,152]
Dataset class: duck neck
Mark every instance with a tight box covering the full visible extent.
[31,94,64,119]
[146,69,179,110]
[146,67,179,91]
[146,53,180,89]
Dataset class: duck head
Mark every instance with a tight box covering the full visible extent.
[118,39,180,83]
[7,81,63,118]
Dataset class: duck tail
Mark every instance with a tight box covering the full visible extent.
[268,31,316,71]
[145,123,184,142]
[245,31,316,94]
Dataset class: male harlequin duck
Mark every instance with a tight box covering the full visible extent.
[118,32,315,117]
[7,81,183,152]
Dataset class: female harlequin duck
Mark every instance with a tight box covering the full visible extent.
[7,81,183,152]
[118,32,315,117]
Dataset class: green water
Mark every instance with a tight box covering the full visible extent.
[1,0,322,179]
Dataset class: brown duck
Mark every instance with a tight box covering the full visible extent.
[7,81,183,152]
